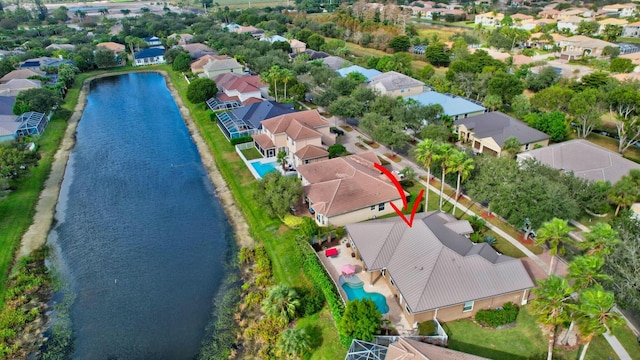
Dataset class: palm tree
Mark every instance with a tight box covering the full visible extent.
[450,151,474,217]
[560,255,613,345]
[502,136,521,157]
[530,275,574,360]
[414,139,438,212]
[276,328,312,359]
[434,143,454,211]
[577,223,620,257]
[277,150,287,170]
[281,68,294,101]
[574,288,625,360]
[535,218,571,275]
[261,285,300,323]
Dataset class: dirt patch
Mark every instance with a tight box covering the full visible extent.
[340,125,353,132]
[384,153,402,163]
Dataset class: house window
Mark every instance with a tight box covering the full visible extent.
[405,304,411,313]
[304,159,309,164]
[401,88,405,93]
[390,277,395,286]
[525,143,531,150]
[371,205,376,210]
[463,301,474,312]
[378,203,385,211]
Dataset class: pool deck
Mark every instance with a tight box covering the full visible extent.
[318,238,415,335]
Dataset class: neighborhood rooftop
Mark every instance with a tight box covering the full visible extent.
[408,91,486,118]
[347,212,534,313]
[368,71,425,92]
[517,139,640,183]
[454,112,550,147]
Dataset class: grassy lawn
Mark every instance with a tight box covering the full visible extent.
[241,147,262,160]
[296,309,345,360]
[163,67,346,358]
[580,132,640,163]
[444,307,618,360]
[611,324,640,360]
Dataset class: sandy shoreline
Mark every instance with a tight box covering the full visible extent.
[18,70,255,260]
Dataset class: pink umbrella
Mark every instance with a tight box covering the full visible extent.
[341,264,356,276]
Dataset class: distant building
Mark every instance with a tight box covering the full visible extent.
[368,71,426,98]
[336,65,382,82]
[407,91,486,121]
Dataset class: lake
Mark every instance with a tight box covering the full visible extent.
[46,72,233,359]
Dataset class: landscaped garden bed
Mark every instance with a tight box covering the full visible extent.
[364,140,379,149]
[355,142,367,150]
[340,125,353,132]
[384,153,402,163]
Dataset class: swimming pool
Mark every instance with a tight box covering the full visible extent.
[342,281,389,314]
[250,161,279,178]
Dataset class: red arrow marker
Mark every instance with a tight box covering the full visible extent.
[374,163,425,228]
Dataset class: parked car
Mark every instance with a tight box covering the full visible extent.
[330,127,344,136]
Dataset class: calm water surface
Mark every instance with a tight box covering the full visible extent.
[47,73,232,359]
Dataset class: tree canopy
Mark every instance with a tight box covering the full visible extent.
[186,78,218,104]
[338,299,381,343]
[254,171,303,219]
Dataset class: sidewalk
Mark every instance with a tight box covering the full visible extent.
[336,124,633,360]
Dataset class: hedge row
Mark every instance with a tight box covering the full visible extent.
[297,238,350,346]
[474,302,519,328]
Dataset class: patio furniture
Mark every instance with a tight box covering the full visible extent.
[341,264,356,277]
[325,247,338,257]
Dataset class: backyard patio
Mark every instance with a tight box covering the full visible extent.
[316,238,415,335]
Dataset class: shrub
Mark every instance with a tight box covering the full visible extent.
[283,214,304,228]
[297,285,325,316]
[418,320,437,336]
[230,136,253,145]
[474,302,519,328]
[483,235,497,246]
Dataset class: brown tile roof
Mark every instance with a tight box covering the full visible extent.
[347,212,534,313]
[261,110,329,141]
[0,69,44,83]
[190,55,230,72]
[213,73,265,94]
[386,338,489,360]
[96,42,126,54]
[252,133,274,149]
[242,97,263,105]
[295,145,328,160]
[297,152,404,217]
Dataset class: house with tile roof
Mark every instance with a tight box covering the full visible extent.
[190,54,230,73]
[454,112,550,156]
[0,79,41,96]
[557,16,586,34]
[252,110,335,167]
[180,43,216,59]
[602,3,637,17]
[622,21,640,38]
[368,71,426,98]
[319,55,351,70]
[133,48,166,66]
[407,91,486,120]
[297,151,406,226]
[201,57,243,78]
[288,39,307,54]
[96,42,126,55]
[517,139,640,184]
[365,337,489,360]
[559,35,618,59]
[347,211,534,324]
[598,17,628,34]
[0,69,45,83]
[212,73,267,103]
[168,33,194,45]
[474,12,504,27]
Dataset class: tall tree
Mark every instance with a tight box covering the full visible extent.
[501,136,521,157]
[574,288,625,360]
[608,176,639,216]
[606,214,640,313]
[568,88,603,138]
[451,150,474,217]
[577,223,620,257]
[186,78,218,104]
[434,143,455,211]
[254,171,303,219]
[276,328,311,359]
[530,275,574,360]
[338,299,381,343]
[536,218,571,275]
[568,255,611,291]
[261,285,301,323]
[415,139,438,211]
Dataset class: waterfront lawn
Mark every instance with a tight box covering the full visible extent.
[612,324,640,360]
[444,306,618,360]
[296,308,346,360]
[164,67,347,357]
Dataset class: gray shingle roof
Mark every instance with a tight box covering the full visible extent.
[368,71,425,92]
[517,139,640,183]
[347,212,534,313]
[454,111,549,147]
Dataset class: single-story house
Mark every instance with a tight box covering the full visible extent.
[0,96,16,115]
[212,72,268,103]
[216,101,296,140]
[45,43,75,51]
[289,39,307,54]
[96,42,126,55]
[297,151,407,226]
[252,109,335,167]
[133,48,166,66]
[0,69,45,83]
[0,115,19,143]
[291,49,329,61]
[201,57,243,78]
[180,43,216,59]
[368,71,426,98]
[337,65,382,82]
[559,35,618,60]
[385,337,488,359]
[0,78,41,96]
[190,54,230,73]
[557,16,585,34]
[319,55,350,71]
[454,112,550,156]
[347,211,534,324]
[516,139,640,184]
[622,21,640,38]
[168,33,194,45]
[407,91,486,121]
[19,57,75,69]
[598,18,628,34]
